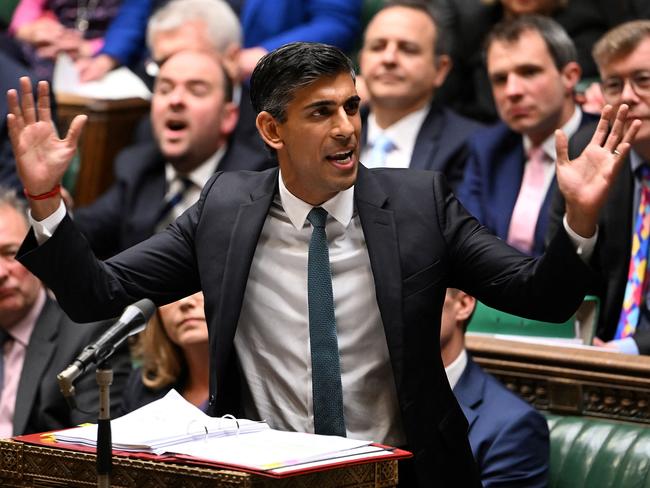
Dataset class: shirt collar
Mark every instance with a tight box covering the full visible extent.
[6,288,45,347]
[366,101,431,150]
[523,104,582,160]
[444,348,468,390]
[278,169,354,230]
[165,145,227,189]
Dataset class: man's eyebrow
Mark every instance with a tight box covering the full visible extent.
[303,95,361,110]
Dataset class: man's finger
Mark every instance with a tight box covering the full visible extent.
[6,89,24,132]
[19,77,36,125]
[64,114,87,148]
[36,81,52,123]
[603,104,628,153]
[555,129,569,165]
[589,104,613,147]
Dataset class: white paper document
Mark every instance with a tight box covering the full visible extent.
[53,53,152,100]
[53,389,390,473]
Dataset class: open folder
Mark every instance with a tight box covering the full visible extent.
[38,389,411,478]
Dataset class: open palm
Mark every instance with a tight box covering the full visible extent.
[7,77,86,196]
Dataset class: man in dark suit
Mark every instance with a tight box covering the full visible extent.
[73,49,274,258]
[549,20,650,354]
[458,16,594,256]
[0,187,131,436]
[358,0,482,191]
[7,42,637,486]
[441,288,549,487]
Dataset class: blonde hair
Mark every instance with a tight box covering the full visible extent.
[593,20,650,68]
[137,310,185,389]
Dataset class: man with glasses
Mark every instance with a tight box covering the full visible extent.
[549,20,650,354]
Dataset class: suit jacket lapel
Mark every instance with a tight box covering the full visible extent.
[13,298,59,435]
[453,357,485,430]
[355,166,405,389]
[217,170,278,352]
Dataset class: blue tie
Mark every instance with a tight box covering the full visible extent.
[156,177,193,228]
[306,207,346,436]
[366,134,395,168]
[0,329,9,393]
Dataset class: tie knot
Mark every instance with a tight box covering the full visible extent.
[528,146,546,163]
[373,134,395,153]
[307,207,328,228]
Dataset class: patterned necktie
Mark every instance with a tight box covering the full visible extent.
[0,329,9,393]
[306,207,346,436]
[507,146,548,253]
[365,134,395,168]
[616,165,650,339]
[156,176,193,230]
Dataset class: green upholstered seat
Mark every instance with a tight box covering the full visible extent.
[546,414,650,488]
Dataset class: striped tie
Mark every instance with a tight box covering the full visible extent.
[156,177,193,230]
[616,165,650,338]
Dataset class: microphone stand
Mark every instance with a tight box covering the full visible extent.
[95,360,113,488]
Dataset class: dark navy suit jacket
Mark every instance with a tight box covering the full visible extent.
[360,103,483,190]
[19,165,594,487]
[454,356,549,488]
[458,113,596,256]
[73,139,275,258]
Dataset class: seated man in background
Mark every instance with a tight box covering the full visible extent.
[549,20,650,354]
[358,0,482,190]
[0,186,131,436]
[458,15,595,256]
[441,288,549,488]
[72,49,273,258]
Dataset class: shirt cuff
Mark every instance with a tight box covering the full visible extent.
[610,337,640,355]
[562,214,597,262]
[28,200,67,245]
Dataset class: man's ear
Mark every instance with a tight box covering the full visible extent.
[219,101,239,138]
[223,42,242,82]
[256,111,284,151]
[433,54,452,88]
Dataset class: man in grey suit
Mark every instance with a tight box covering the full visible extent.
[0,187,131,436]
[6,42,638,486]
[358,0,482,190]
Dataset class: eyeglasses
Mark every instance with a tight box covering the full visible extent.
[600,71,650,99]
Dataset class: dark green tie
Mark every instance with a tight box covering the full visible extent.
[306,207,346,436]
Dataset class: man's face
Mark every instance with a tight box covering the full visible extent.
[487,29,579,144]
[260,72,361,205]
[360,6,449,114]
[151,50,237,173]
[598,37,650,150]
[0,205,42,328]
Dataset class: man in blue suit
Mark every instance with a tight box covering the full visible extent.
[458,15,595,256]
[359,1,482,190]
[441,288,549,487]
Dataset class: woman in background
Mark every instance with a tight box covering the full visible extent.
[120,292,209,414]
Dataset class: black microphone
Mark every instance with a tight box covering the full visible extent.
[57,298,156,408]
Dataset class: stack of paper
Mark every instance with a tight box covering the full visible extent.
[55,390,268,453]
[52,389,406,475]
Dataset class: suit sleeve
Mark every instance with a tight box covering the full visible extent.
[478,409,549,488]
[257,0,362,53]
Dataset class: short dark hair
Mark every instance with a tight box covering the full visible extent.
[249,42,356,122]
[484,15,577,71]
[378,0,448,56]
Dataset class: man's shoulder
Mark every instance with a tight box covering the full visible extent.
[468,121,521,153]
[113,141,163,177]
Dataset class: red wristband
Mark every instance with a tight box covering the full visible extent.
[23,184,62,201]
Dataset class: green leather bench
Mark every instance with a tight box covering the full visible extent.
[546,414,650,488]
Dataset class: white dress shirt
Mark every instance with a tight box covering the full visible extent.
[361,103,430,168]
[444,349,468,391]
[234,172,405,445]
